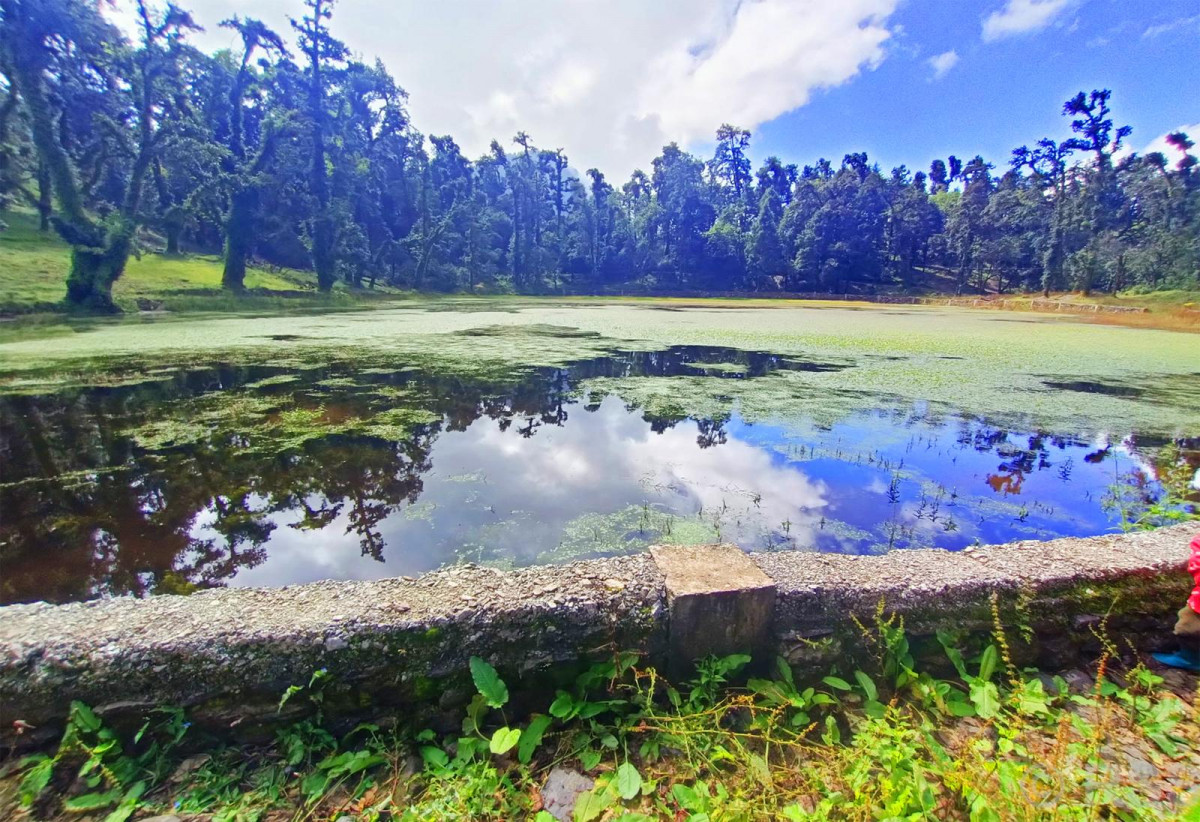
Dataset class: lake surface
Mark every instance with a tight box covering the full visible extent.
[2,301,1198,604]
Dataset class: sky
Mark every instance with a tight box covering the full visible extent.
[109,0,1200,180]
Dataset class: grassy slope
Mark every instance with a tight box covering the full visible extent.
[2,209,1196,330]
[0,210,402,314]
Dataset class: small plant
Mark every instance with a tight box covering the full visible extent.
[17,702,190,821]
[10,610,1198,821]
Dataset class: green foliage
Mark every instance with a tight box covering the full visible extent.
[469,656,509,708]
[1105,443,1200,532]
[4,3,1197,312]
[9,615,1199,820]
[16,701,189,820]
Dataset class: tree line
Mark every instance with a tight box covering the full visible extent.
[1,0,1197,311]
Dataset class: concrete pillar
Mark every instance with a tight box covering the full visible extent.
[649,543,776,672]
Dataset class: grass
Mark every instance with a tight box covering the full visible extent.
[2,608,1197,821]
[3,209,1197,332]
[0,210,406,315]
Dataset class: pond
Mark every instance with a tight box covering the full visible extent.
[2,301,1198,604]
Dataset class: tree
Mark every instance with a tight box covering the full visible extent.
[710,124,752,206]
[746,189,785,288]
[1060,90,1132,294]
[290,0,347,292]
[945,156,993,293]
[2,0,198,311]
[219,16,288,290]
[1012,138,1074,295]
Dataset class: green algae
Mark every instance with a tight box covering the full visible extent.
[244,374,301,389]
[2,301,1196,436]
[537,504,722,563]
[122,384,441,456]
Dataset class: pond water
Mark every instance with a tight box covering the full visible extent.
[2,303,1198,604]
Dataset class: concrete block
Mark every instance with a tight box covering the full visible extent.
[649,543,776,670]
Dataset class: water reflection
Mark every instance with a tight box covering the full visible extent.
[0,345,1185,604]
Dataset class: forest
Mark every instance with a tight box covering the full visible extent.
[1,0,1198,311]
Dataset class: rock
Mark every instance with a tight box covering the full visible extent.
[936,717,996,752]
[541,767,594,822]
[169,754,211,784]
[1061,670,1094,693]
[650,542,775,673]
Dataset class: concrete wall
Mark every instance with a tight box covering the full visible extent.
[1,524,1194,742]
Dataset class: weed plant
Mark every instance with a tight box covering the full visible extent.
[4,607,1197,821]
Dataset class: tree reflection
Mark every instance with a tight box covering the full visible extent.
[3,345,1188,605]
[1,352,734,603]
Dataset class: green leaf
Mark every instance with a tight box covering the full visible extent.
[579,748,602,772]
[970,681,1001,719]
[64,788,122,811]
[419,745,449,769]
[671,783,699,810]
[102,781,145,822]
[854,670,878,702]
[616,761,642,800]
[947,698,977,717]
[575,782,617,822]
[549,690,576,719]
[776,656,795,686]
[302,771,331,802]
[278,683,303,712]
[489,726,520,755]
[977,645,999,682]
[470,656,509,708]
[18,756,53,806]
[518,714,553,764]
[821,714,841,745]
[70,702,103,733]
[580,702,610,720]
[822,675,852,691]
[936,632,969,680]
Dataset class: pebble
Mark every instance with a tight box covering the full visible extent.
[541,767,594,821]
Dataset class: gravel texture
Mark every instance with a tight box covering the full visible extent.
[1,524,1194,735]
[0,555,666,730]
[754,522,1195,632]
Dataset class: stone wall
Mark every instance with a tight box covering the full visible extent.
[1,524,1194,744]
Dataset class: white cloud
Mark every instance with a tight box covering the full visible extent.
[1143,124,1200,165]
[1143,14,1200,38]
[104,0,900,180]
[637,0,897,150]
[982,0,1076,42]
[927,50,959,79]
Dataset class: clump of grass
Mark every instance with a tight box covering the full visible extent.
[5,611,1197,821]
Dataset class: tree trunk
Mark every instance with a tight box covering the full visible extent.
[313,215,336,292]
[36,161,51,231]
[222,188,256,291]
[64,229,132,313]
[165,222,182,255]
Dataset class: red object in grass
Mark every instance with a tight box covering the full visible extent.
[1189,534,1200,614]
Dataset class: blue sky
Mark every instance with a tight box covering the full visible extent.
[748,0,1200,174]
[113,0,1200,179]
